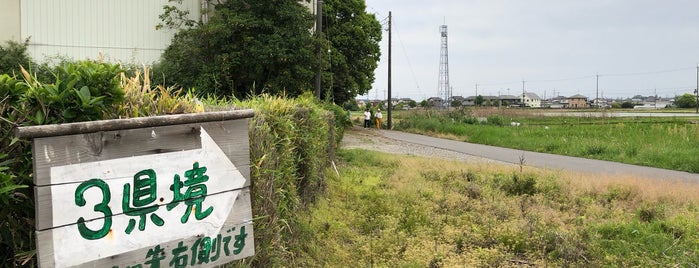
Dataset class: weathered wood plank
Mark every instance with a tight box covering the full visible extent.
[38,188,254,268]
[16,109,254,139]
[33,120,251,232]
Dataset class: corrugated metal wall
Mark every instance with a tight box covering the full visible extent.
[21,0,201,64]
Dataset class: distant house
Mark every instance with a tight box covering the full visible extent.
[568,94,589,108]
[427,97,444,108]
[492,95,515,107]
[522,92,541,108]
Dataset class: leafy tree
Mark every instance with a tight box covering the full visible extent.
[674,93,697,108]
[420,99,428,109]
[451,100,462,107]
[621,101,636,109]
[323,0,382,104]
[0,40,31,75]
[408,100,417,108]
[342,99,360,111]
[157,0,318,98]
[475,95,484,106]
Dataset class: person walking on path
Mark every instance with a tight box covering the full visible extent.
[363,109,372,128]
[375,109,383,129]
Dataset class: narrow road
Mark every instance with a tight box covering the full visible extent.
[359,128,699,182]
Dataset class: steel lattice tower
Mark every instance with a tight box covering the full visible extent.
[438,25,451,107]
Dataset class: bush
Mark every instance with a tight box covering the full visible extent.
[501,173,537,196]
[0,41,32,76]
[244,93,338,267]
[486,115,505,126]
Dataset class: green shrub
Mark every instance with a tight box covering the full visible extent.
[0,41,32,76]
[501,173,538,196]
[486,115,505,126]
[243,93,338,267]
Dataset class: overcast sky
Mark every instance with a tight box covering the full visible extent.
[360,0,699,101]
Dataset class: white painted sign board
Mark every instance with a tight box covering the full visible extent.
[19,111,255,268]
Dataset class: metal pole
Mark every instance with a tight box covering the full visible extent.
[387,11,392,129]
[314,0,323,99]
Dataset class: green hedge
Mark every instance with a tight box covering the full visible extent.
[240,93,342,267]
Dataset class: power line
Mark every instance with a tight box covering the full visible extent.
[602,67,695,77]
[392,19,423,99]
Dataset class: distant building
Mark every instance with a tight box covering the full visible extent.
[521,92,541,108]
[427,97,444,108]
[568,94,589,108]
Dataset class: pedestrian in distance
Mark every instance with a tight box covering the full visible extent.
[375,109,383,129]
[363,109,372,128]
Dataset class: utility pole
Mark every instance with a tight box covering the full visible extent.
[387,11,393,129]
[596,73,599,109]
[475,83,478,96]
[695,64,698,113]
[521,80,525,107]
[314,0,323,99]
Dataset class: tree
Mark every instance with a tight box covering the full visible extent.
[674,93,698,108]
[157,0,318,98]
[0,40,31,75]
[323,0,382,104]
[451,100,462,107]
[420,100,429,109]
[621,101,636,108]
[475,95,484,107]
[408,100,417,108]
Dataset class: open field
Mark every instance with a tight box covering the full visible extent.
[387,108,699,173]
[293,148,699,267]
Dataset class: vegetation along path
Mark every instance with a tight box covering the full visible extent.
[342,126,699,182]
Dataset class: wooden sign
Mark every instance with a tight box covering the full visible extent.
[17,110,255,268]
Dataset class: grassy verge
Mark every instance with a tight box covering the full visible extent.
[393,109,699,173]
[294,148,699,266]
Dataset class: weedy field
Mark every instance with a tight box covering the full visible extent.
[391,108,699,173]
[292,149,699,267]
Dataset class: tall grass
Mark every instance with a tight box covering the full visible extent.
[394,109,699,173]
[293,149,699,266]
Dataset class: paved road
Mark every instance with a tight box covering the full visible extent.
[380,129,699,182]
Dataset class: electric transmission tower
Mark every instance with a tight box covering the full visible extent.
[437,24,451,107]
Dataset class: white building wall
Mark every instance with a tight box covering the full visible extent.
[0,0,21,43]
[21,0,201,64]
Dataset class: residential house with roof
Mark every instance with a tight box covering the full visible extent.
[568,94,589,108]
[521,92,541,108]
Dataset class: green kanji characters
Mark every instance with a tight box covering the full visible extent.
[75,178,113,240]
[169,241,189,268]
[144,245,166,268]
[167,162,213,223]
[190,236,212,265]
[123,169,164,234]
